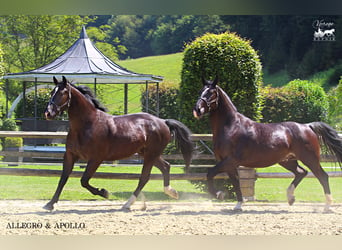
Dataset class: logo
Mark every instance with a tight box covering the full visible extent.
[313,19,335,41]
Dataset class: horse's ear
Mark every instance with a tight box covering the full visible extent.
[212,75,219,87]
[62,76,67,85]
[53,76,58,85]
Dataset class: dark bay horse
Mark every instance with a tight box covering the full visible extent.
[193,77,342,211]
[43,76,193,211]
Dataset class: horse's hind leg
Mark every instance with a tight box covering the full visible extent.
[154,157,178,199]
[301,158,332,212]
[279,160,308,205]
[80,160,109,199]
[122,158,154,210]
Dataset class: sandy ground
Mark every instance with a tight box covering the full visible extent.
[0,199,341,235]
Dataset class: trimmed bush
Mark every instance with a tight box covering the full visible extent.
[179,32,263,133]
[261,80,329,123]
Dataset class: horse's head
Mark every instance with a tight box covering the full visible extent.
[193,76,219,119]
[45,76,71,120]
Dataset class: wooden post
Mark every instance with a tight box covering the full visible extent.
[238,166,256,201]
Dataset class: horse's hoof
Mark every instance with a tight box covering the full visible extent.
[323,206,334,213]
[100,188,109,199]
[233,201,243,212]
[43,203,54,211]
[216,191,225,200]
[164,186,179,199]
[288,197,295,206]
[121,206,131,212]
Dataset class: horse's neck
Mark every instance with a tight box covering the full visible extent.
[68,88,97,128]
[210,87,238,132]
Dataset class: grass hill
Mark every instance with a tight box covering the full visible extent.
[118,52,183,87]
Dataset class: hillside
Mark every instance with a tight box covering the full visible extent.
[118,53,183,87]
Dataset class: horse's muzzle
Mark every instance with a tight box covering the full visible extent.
[193,107,205,119]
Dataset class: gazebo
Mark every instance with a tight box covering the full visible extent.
[3,26,163,122]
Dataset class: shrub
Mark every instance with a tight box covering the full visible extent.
[1,118,18,131]
[261,80,329,123]
[179,32,263,133]
[4,137,23,148]
[141,83,179,120]
[328,77,342,129]
[15,88,67,120]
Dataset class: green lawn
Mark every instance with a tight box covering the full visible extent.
[0,163,341,203]
[118,52,183,86]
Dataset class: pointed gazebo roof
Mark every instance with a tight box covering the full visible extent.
[4,26,163,84]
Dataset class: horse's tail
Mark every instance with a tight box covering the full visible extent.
[165,119,194,168]
[309,122,342,166]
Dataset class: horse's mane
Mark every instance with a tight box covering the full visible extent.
[217,86,237,112]
[71,84,108,112]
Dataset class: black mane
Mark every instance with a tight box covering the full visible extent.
[72,84,108,112]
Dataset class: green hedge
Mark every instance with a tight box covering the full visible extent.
[261,79,329,123]
[179,32,263,133]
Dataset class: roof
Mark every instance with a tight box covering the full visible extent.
[3,26,163,84]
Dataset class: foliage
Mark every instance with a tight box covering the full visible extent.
[0,15,92,102]
[3,137,23,148]
[0,43,4,77]
[0,43,5,118]
[86,25,127,61]
[15,88,68,120]
[223,16,342,79]
[1,118,18,131]
[327,77,342,129]
[0,15,92,73]
[179,32,263,133]
[0,118,21,150]
[261,80,329,123]
[107,15,227,59]
[141,84,179,119]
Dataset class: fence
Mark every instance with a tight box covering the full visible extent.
[0,131,341,200]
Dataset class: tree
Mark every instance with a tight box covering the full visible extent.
[0,15,92,73]
[0,43,6,118]
[86,25,127,61]
[0,15,95,103]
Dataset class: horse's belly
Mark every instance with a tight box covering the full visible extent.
[240,150,296,168]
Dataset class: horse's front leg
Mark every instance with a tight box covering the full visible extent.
[207,159,229,200]
[43,152,78,211]
[226,167,243,211]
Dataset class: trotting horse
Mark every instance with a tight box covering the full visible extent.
[193,76,342,212]
[43,76,193,211]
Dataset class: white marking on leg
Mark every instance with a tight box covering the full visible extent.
[287,183,296,205]
[122,194,137,210]
[216,191,225,200]
[164,185,179,199]
[324,194,333,212]
[234,201,243,211]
